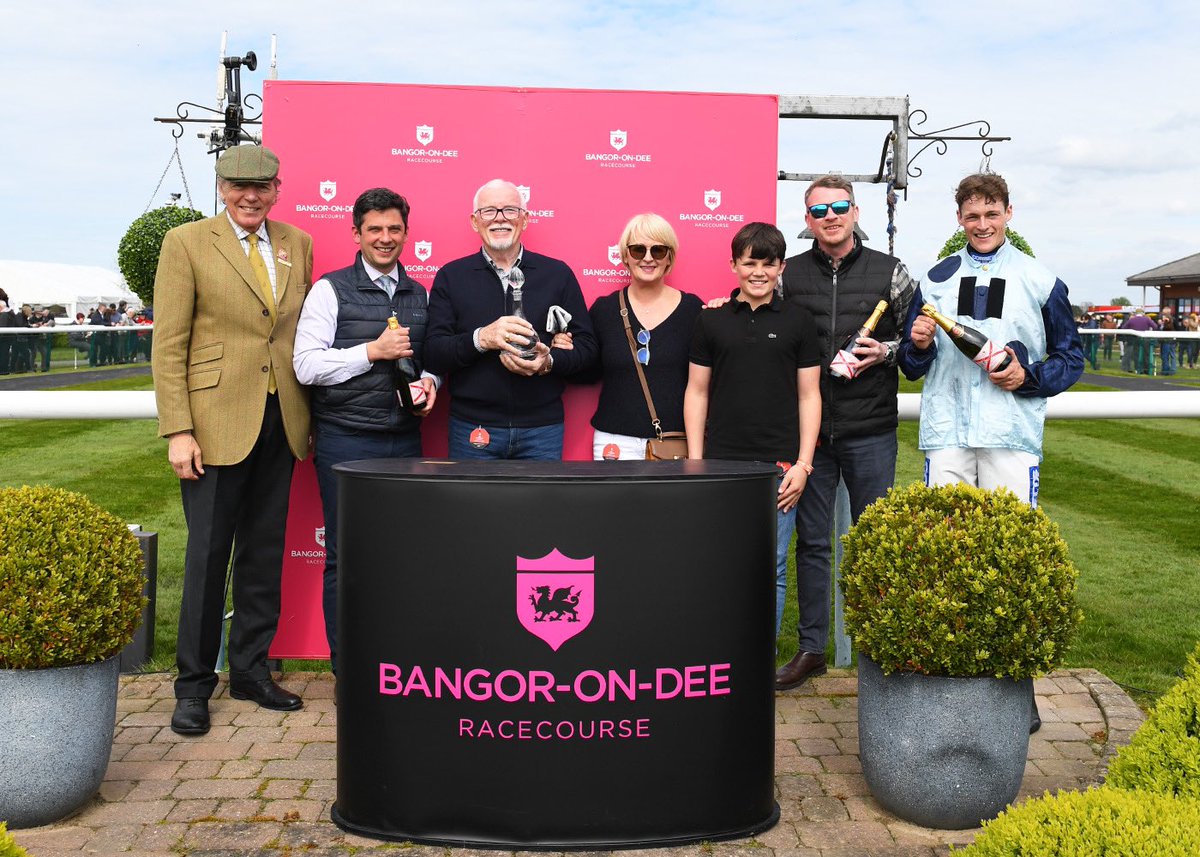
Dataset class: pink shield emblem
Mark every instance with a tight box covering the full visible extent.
[516,549,594,651]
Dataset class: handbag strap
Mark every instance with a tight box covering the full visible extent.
[618,288,665,440]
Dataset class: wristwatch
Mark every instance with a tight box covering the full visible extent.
[884,341,897,366]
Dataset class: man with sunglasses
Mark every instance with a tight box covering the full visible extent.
[775,175,918,692]
[425,179,596,459]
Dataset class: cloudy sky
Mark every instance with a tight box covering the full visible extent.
[1,1,1196,307]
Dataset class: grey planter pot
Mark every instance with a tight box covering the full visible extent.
[0,655,120,828]
[857,653,1031,829]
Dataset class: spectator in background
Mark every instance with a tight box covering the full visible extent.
[30,305,55,372]
[0,289,13,375]
[10,304,33,373]
[1184,312,1199,369]
[1100,313,1118,361]
[68,312,90,354]
[1119,308,1156,374]
[88,304,107,368]
[1158,307,1177,376]
[1078,311,1099,371]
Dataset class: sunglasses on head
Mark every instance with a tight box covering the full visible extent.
[627,244,671,261]
[807,200,853,219]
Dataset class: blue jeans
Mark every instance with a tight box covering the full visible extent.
[1161,341,1177,375]
[448,416,563,461]
[314,421,422,672]
[776,487,795,639]
[792,432,897,654]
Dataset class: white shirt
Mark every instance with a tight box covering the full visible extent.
[226,213,277,299]
[293,258,439,389]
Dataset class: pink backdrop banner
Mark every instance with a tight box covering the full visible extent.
[266,81,779,658]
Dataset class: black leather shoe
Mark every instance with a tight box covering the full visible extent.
[775,651,827,691]
[171,697,210,735]
[1030,696,1042,734]
[228,677,303,711]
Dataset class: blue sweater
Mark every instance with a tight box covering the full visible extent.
[425,249,598,427]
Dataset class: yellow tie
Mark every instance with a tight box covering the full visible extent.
[246,233,277,394]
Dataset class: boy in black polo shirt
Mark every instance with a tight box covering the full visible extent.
[684,222,822,638]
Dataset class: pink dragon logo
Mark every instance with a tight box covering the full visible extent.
[515,549,594,651]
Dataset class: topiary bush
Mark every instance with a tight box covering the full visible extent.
[840,482,1082,679]
[117,204,204,305]
[0,823,30,857]
[939,227,1034,260]
[0,486,146,669]
[1105,640,1200,798]
[953,788,1200,856]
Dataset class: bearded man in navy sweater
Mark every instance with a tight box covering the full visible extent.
[425,179,597,459]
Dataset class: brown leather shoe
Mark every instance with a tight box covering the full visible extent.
[775,651,827,691]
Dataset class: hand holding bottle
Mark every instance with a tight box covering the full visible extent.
[830,300,888,380]
[987,348,1026,392]
[367,321,413,361]
[909,314,937,350]
[920,304,1013,373]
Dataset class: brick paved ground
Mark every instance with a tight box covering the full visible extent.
[9,668,1143,857]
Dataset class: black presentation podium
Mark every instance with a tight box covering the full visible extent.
[330,459,780,849]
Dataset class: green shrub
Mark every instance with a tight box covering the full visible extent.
[0,486,146,669]
[117,204,204,304]
[0,823,30,857]
[840,482,1082,679]
[954,788,1200,856]
[938,227,1034,260]
[1106,641,1200,798]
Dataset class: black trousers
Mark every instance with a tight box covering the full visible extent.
[175,394,295,699]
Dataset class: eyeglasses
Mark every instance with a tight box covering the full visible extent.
[627,244,671,261]
[636,328,651,365]
[807,200,853,219]
[474,206,525,221]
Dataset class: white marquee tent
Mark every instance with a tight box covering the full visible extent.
[0,260,142,318]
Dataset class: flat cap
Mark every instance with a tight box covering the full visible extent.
[215,146,280,182]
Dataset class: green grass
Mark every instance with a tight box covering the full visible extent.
[775,379,1199,705]
[3,374,1197,703]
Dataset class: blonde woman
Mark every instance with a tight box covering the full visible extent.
[576,213,703,459]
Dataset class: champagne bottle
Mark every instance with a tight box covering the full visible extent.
[507,267,539,359]
[830,299,889,380]
[388,313,427,413]
[920,304,1013,372]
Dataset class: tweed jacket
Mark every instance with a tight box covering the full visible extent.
[152,213,314,464]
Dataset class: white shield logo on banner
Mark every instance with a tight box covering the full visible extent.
[610,129,627,151]
[704,189,722,211]
[608,245,622,267]
[416,125,434,146]
[516,185,531,207]
[414,241,432,262]
[319,181,336,202]
[314,526,325,548]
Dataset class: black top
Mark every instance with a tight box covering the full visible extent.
[311,253,428,434]
[782,237,901,442]
[424,249,598,427]
[588,288,703,437]
[689,290,820,462]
